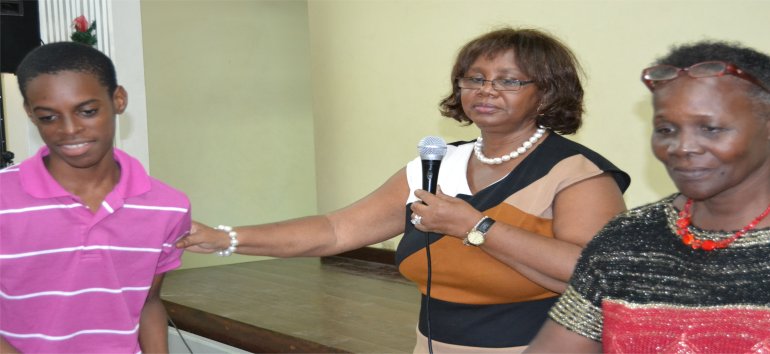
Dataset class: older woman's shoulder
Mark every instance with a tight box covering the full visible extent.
[583,194,678,252]
[617,194,677,220]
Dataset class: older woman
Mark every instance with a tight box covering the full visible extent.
[178,28,629,352]
[526,41,770,353]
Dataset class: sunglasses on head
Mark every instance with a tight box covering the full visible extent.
[641,61,770,92]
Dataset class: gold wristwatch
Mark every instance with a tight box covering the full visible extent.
[463,216,496,246]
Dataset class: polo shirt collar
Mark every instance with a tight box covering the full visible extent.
[111,148,152,198]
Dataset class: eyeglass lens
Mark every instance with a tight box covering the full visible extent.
[688,62,729,78]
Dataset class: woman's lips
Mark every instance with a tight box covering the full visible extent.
[473,103,500,114]
[670,167,713,181]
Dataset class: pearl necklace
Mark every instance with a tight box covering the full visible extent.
[676,198,770,251]
[473,127,546,165]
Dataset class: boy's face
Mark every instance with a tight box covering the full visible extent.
[23,71,127,172]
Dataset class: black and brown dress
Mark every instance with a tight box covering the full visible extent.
[398,133,630,351]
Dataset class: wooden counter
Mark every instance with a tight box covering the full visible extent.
[161,255,420,353]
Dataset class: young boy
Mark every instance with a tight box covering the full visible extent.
[0,42,190,353]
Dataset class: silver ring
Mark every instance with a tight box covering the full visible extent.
[411,215,422,225]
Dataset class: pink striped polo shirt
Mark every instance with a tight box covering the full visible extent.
[0,147,190,353]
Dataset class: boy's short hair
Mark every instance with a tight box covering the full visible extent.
[16,42,118,101]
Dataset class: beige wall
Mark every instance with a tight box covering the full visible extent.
[308,0,770,250]
[141,0,770,267]
[141,0,316,268]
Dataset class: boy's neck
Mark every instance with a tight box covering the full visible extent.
[45,155,121,213]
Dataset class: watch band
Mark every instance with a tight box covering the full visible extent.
[475,217,496,235]
[470,216,489,233]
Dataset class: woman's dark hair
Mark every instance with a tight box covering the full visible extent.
[655,41,770,94]
[655,41,770,92]
[654,40,770,105]
[439,27,584,135]
[16,42,118,101]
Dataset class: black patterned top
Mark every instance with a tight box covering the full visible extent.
[549,195,770,352]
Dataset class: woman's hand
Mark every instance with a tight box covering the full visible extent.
[175,221,229,253]
[410,187,483,238]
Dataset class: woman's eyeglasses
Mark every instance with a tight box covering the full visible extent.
[641,61,770,92]
[457,77,534,91]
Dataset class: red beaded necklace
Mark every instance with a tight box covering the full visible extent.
[676,198,770,251]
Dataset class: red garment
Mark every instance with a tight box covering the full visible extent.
[602,300,770,353]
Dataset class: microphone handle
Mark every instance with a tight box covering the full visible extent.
[421,159,442,194]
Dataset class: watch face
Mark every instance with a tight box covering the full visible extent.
[467,231,485,245]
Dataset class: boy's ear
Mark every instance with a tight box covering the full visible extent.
[112,85,128,114]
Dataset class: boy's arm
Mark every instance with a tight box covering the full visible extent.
[138,274,169,354]
[1,337,21,353]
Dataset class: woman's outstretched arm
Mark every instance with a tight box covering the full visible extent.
[176,168,410,258]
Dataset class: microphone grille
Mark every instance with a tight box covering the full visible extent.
[418,136,447,160]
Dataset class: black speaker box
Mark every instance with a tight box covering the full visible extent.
[1,0,41,73]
